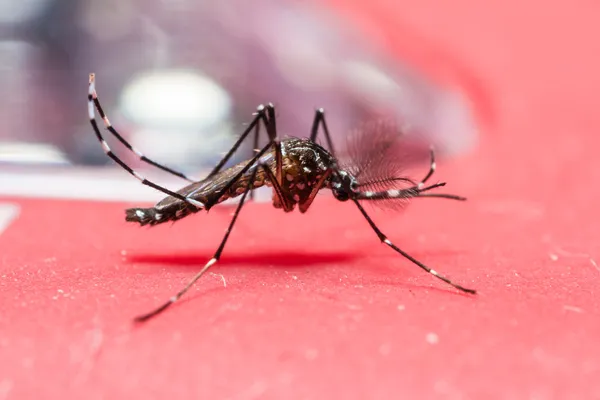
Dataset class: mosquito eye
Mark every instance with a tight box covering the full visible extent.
[335,190,349,201]
[332,186,350,201]
[343,174,358,193]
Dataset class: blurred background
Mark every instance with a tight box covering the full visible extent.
[0,0,484,201]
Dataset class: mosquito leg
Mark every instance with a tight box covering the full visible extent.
[350,198,476,294]
[88,74,204,209]
[411,182,466,201]
[250,103,279,201]
[199,140,275,210]
[89,74,198,181]
[264,103,278,140]
[414,193,467,201]
[252,115,262,154]
[134,164,263,323]
[207,104,273,178]
[252,103,279,154]
[309,108,337,158]
[356,182,465,202]
[262,104,286,187]
[258,155,293,211]
[250,120,262,202]
[256,110,285,208]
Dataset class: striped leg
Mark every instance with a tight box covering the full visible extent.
[89,72,275,185]
[248,103,279,201]
[309,108,337,158]
[356,182,467,202]
[208,103,275,179]
[88,73,197,182]
[134,162,265,322]
[351,198,476,294]
[355,147,466,202]
[87,74,204,209]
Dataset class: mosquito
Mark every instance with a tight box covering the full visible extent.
[87,73,476,322]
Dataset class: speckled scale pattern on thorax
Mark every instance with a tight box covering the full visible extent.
[274,138,333,210]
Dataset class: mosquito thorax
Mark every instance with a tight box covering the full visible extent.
[277,138,335,205]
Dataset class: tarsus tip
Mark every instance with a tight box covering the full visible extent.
[133,315,149,324]
[461,287,477,295]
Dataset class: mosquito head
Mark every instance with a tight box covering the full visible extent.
[331,170,358,202]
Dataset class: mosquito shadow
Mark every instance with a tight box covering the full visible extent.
[127,250,364,269]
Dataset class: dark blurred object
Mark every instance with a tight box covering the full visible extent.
[0,0,83,155]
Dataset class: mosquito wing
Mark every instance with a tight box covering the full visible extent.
[154,160,259,210]
[342,119,432,211]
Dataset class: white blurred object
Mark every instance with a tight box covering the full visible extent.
[118,69,234,171]
[121,69,231,130]
[0,202,19,236]
[0,142,70,165]
[0,0,50,24]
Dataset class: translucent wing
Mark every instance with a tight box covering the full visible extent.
[154,156,272,212]
[342,119,431,211]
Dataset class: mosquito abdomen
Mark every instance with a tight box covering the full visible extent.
[125,204,197,226]
[125,207,163,226]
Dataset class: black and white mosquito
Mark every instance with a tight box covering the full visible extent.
[87,73,476,322]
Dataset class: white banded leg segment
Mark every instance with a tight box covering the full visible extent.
[99,113,111,128]
[134,256,219,323]
[185,198,205,209]
[88,74,105,126]
[352,198,476,295]
[132,170,145,182]
[355,187,420,201]
[100,140,111,154]
[381,236,475,294]
[87,74,97,120]
[87,99,95,120]
[356,182,456,202]
[254,104,266,114]
[88,73,205,205]
[88,73,96,97]
[417,146,437,189]
[175,257,217,301]
[88,73,196,182]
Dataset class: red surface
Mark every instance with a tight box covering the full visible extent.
[3,1,600,399]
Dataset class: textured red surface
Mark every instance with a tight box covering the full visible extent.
[3,1,600,399]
